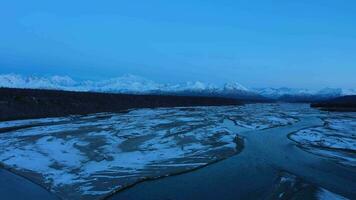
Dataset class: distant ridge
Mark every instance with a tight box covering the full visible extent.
[0,74,355,102]
[311,95,356,112]
[0,74,265,101]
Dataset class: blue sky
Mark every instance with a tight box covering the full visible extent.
[1,0,356,88]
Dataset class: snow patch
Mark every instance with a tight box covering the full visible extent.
[317,189,349,200]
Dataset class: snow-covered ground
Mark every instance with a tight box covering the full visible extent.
[0,104,354,199]
[0,108,235,199]
[268,171,349,200]
[222,103,302,130]
[317,189,349,200]
[289,113,356,166]
[0,104,301,199]
[0,117,69,129]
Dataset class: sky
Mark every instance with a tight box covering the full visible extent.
[1,0,356,89]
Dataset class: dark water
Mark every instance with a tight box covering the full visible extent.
[0,169,58,200]
[1,117,355,200]
[108,117,356,200]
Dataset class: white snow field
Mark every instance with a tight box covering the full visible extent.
[317,189,349,200]
[268,171,349,200]
[289,112,356,166]
[0,104,300,199]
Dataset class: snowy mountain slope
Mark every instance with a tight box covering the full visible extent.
[0,74,252,96]
[0,74,164,93]
[0,74,354,100]
[254,87,356,99]
[254,87,314,98]
[0,74,78,90]
[82,75,164,93]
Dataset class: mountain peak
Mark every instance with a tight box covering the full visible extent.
[0,74,354,100]
[223,82,249,91]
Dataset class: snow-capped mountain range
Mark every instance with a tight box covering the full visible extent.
[0,74,254,94]
[0,74,355,100]
[255,87,356,99]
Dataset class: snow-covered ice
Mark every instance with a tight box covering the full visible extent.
[268,171,349,200]
[317,189,349,200]
[0,104,303,199]
[1,103,354,199]
[0,107,232,199]
[289,112,356,166]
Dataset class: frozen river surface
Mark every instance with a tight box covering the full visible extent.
[0,104,355,199]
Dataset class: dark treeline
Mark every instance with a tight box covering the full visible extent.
[311,95,356,112]
[0,88,243,121]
